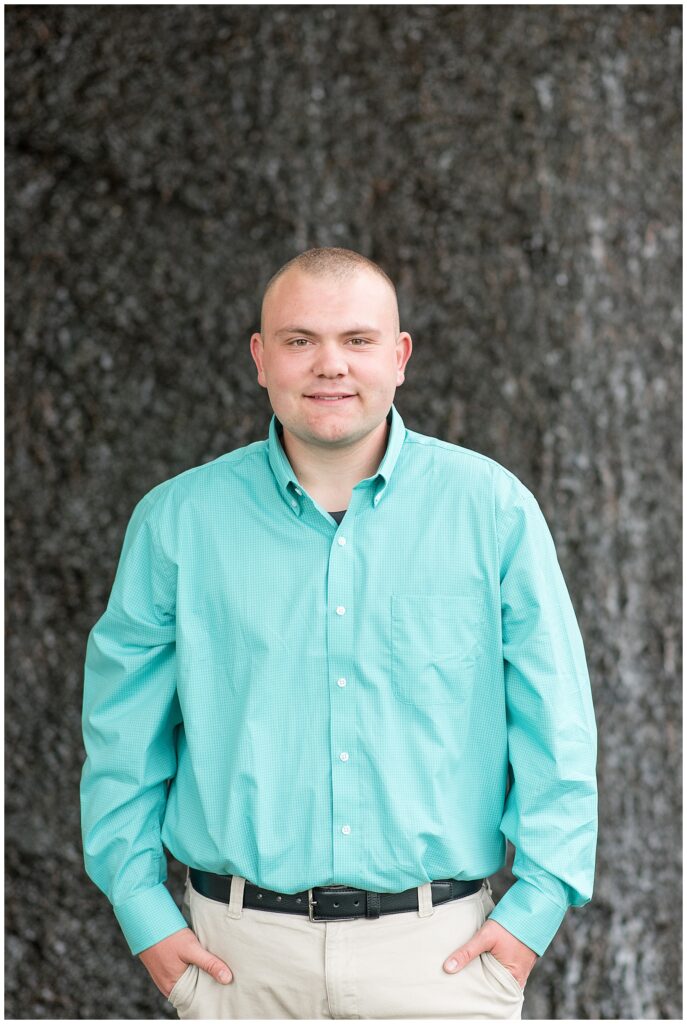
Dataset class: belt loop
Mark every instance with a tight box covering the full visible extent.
[181,865,192,921]
[417,881,434,918]
[226,875,245,920]
[484,877,493,898]
[366,890,381,919]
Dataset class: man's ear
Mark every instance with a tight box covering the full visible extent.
[249,333,267,388]
[396,331,412,382]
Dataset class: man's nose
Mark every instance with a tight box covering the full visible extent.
[312,343,349,375]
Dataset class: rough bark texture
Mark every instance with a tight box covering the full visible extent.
[5,5,681,1020]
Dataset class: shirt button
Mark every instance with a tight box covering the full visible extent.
[291,500,298,507]
[339,752,349,761]
[341,825,351,835]
[336,606,346,615]
[337,536,346,546]
[337,678,347,687]
[374,495,380,504]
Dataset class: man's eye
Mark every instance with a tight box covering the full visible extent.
[288,338,369,346]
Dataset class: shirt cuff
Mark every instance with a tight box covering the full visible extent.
[114,882,189,956]
[485,878,568,956]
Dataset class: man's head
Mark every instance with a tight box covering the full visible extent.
[250,247,412,452]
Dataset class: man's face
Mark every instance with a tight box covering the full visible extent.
[249,269,412,450]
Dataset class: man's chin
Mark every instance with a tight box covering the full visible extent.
[298,419,365,448]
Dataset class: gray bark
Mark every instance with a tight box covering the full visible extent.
[5,5,681,1019]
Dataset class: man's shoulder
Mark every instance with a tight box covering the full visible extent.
[404,425,533,500]
[136,437,268,512]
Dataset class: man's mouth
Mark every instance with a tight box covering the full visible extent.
[305,394,356,402]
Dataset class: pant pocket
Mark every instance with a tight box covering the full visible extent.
[167,963,199,1013]
[480,950,525,1001]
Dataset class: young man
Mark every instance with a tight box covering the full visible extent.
[80,247,598,1020]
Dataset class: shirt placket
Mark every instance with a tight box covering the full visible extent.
[325,494,363,882]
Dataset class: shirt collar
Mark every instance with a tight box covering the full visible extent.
[267,403,406,512]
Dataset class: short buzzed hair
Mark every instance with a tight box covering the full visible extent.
[260,247,399,336]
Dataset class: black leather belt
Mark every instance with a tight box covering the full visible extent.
[189,868,483,921]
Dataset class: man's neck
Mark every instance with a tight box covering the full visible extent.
[280,418,389,506]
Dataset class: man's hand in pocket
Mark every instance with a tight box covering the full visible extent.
[138,927,234,998]
[442,918,537,989]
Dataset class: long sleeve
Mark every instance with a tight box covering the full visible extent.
[80,491,188,955]
[486,472,598,956]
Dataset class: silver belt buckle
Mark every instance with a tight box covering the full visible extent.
[307,887,318,922]
[308,886,355,922]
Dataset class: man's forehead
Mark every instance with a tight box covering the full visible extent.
[264,268,396,330]
[273,266,386,300]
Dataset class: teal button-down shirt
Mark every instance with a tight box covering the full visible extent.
[80,403,597,958]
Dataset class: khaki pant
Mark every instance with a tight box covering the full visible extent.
[167,872,526,1020]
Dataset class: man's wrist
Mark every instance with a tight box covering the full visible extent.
[114,881,189,956]
[486,878,568,956]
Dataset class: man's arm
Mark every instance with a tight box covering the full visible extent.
[486,469,599,956]
[80,491,188,955]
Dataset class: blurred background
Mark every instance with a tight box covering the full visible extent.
[5,4,682,1020]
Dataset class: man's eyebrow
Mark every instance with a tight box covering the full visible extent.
[274,325,383,337]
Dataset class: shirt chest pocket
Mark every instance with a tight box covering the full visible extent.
[391,593,487,706]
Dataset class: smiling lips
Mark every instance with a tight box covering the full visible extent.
[306,393,356,402]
